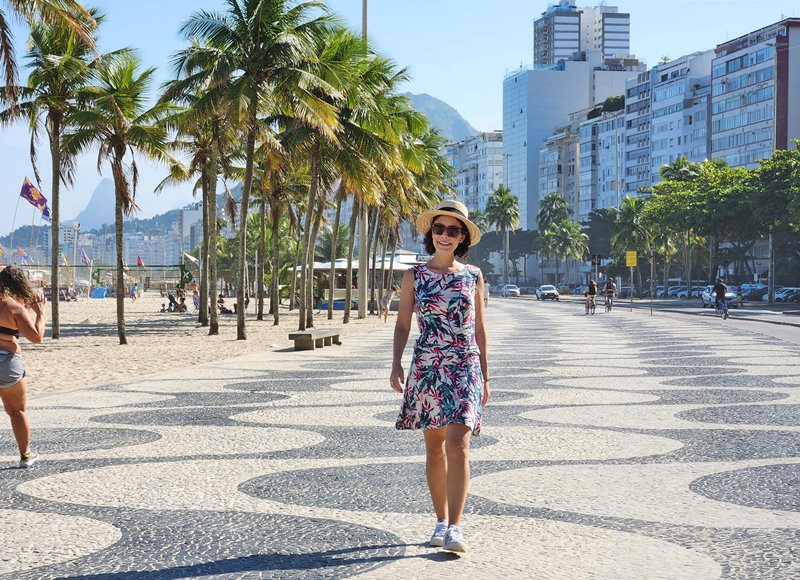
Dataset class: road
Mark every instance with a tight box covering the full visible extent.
[2,298,800,578]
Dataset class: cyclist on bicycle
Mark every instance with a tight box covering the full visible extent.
[585,280,597,314]
[713,278,728,314]
[604,279,616,307]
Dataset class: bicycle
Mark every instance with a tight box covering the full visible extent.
[604,293,614,312]
[585,294,596,315]
[714,298,729,319]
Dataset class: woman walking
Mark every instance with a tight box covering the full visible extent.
[390,199,489,554]
[0,266,45,468]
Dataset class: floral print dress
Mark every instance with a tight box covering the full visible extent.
[396,263,484,435]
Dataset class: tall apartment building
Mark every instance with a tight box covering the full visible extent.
[593,109,625,214]
[504,52,643,229]
[623,71,652,195]
[649,51,714,183]
[534,1,630,66]
[710,18,800,168]
[442,131,504,213]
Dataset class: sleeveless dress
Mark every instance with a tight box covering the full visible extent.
[396,263,484,435]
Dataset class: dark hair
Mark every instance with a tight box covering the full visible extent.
[0,265,38,304]
[424,217,472,259]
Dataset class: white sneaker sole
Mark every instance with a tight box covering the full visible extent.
[443,540,467,553]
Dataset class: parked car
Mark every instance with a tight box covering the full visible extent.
[701,285,737,308]
[618,286,633,298]
[677,287,701,299]
[774,287,800,302]
[501,284,520,297]
[536,285,559,300]
[641,286,664,298]
[762,286,787,301]
[667,286,686,298]
[743,285,768,300]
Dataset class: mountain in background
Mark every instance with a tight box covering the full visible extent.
[71,178,116,230]
[402,92,479,142]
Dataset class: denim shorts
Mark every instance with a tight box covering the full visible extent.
[0,350,25,388]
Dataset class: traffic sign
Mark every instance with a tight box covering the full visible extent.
[626,251,637,267]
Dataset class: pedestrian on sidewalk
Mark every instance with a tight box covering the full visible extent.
[390,199,490,555]
[0,266,45,468]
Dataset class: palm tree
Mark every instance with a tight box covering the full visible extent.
[62,53,180,344]
[537,191,571,232]
[659,155,700,183]
[485,185,519,286]
[611,196,652,295]
[0,0,95,104]
[178,0,338,340]
[542,219,587,287]
[0,12,102,339]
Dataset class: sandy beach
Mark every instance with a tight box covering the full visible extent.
[20,291,386,398]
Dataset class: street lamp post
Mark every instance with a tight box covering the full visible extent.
[357,0,368,318]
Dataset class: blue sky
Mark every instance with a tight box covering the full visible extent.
[2,0,799,236]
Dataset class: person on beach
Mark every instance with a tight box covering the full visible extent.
[130,283,138,302]
[380,285,398,323]
[390,199,489,554]
[0,266,45,468]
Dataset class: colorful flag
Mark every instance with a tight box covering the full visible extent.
[0,245,5,257]
[61,253,69,266]
[80,249,92,267]
[17,247,26,256]
[19,178,52,221]
[136,256,145,268]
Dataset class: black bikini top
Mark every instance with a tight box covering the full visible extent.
[0,326,20,338]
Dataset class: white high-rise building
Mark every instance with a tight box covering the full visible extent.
[442,131,504,213]
[503,53,643,230]
[710,18,800,168]
[534,1,630,66]
[649,51,714,183]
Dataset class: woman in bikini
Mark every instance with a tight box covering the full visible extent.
[0,266,45,468]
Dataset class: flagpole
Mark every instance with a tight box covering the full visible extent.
[9,196,21,258]
[28,206,36,258]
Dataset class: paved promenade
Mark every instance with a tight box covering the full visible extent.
[3,299,800,578]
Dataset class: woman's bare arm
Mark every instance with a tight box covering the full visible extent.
[14,298,45,343]
[390,269,415,393]
[474,272,490,405]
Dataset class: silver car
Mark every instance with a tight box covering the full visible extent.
[501,284,520,297]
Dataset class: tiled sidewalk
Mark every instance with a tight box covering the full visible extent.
[2,301,800,578]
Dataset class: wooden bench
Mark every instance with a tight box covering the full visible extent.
[288,328,342,351]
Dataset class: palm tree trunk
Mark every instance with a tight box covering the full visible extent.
[112,157,127,345]
[306,197,326,329]
[289,229,301,312]
[236,105,259,340]
[369,209,380,315]
[298,143,321,330]
[49,115,61,339]
[387,232,396,292]
[327,193,342,320]
[270,202,281,325]
[257,191,267,321]
[208,147,219,335]
[343,199,358,324]
[199,168,210,326]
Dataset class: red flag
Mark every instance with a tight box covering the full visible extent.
[136,256,145,268]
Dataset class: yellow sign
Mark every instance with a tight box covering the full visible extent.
[626,251,637,267]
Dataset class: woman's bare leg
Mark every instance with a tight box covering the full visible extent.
[445,423,472,526]
[423,427,448,521]
[0,379,30,454]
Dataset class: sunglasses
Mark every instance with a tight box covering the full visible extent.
[431,223,464,238]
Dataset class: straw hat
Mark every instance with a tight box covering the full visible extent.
[415,199,481,246]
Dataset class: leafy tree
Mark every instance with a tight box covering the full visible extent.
[611,196,651,293]
[541,218,587,287]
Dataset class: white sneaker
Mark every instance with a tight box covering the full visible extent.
[443,525,467,553]
[429,520,448,547]
[19,451,39,468]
